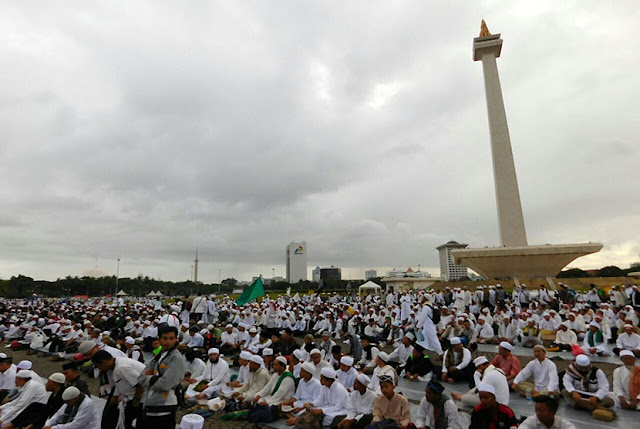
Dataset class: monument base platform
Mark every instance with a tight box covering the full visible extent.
[451,243,603,280]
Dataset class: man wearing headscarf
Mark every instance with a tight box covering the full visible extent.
[335,374,376,429]
[281,362,322,425]
[415,380,462,429]
[562,354,614,418]
[232,355,271,407]
[611,350,640,410]
[44,386,100,428]
[186,348,230,399]
[303,367,350,427]
[469,383,517,429]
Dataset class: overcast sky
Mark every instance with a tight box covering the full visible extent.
[0,1,638,283]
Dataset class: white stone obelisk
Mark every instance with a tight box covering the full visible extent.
[473,24,528,247]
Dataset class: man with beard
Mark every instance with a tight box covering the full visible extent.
[232,355,271,406]
[44,386,100,428]
[611,350,640,410]
[300,367,349,427]
[440,337,474,386]
[415,380,462,429]
[281,362,322,425]
[0,371,49,427]
[186,348,230,399]
[253,356,296,407]
[562,354,614,419]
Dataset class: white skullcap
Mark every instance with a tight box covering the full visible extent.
[225,324,233,328]
[78,341,97,355]
[620,350,635,358]
[405,332,415,341]
[275,356,288,366]
[340,356,354,366]
[576,354,591,366]
[62,386,80,401]
[377,352,390,362]
[301,362,315,374]
[16,370,33,379]
[473,356,488,366]
[249,327,257,333]
[207,325,214,330]
[356,373,371,387]
[125,337,136,345]
[309,348,322,356]
[624,324,634,329]
[208,348,220,355]
[49,372,66,384]
[250,355,264,365]
[293,349,305,360]
[321,367,336,379]
[181,323,189,328]
[589,321,601,329]
[262,348,273,356]
[239,351,252,361]
[17,360,32,370]
[0,353,7,359]
[199,329,208,336]
[499,341,513,351]
[450,337,461,345]
[477,382,496,396]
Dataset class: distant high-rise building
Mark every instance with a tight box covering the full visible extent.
[312,266,321,282]
[437,241,469,281]
[286,241,308,283]
[365,269,377,280]
[320,266,341,282]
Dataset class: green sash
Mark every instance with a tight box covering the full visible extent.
[271,371,295,396]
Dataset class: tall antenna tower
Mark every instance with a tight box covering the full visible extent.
[194,247,199,283]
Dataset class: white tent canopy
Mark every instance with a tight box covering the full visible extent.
[359,280,382,295]
[116,290,127,296]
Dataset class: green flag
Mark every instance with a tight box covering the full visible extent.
[236,276,265,306]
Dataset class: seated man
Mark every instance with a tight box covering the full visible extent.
[62,362,91,396]
[371,375,412,429]
[0,370,49,428]
[186,348,230,399]
[562,354,614,419]
[228,351,252,388]
[220,324,239,356]
[519,395,576,429]
[44,386,99,428]
[489,341,520,384]
[231,355,271,407]
[388,333,414,373]
[512,345,559,397]
[415,380,462,429]
[469,383,518,429]
[0,354,16,403]
[550,322,577,352]
[358,336,380,375]
[370,352,398,394]
[300,367,349,427]
[453,356,509,407]
[282,362,323,425]
[253,356,296,407]
[404,344,434,381]
[611,350,640,410]
[583,321,610,357]
[475,317,496,345]
[309,348,332,379]
[440,337,474,387]
[335,374,376,429]
[337,356,358,391]
[614,324,640,357]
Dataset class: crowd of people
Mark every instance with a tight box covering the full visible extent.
[0,280,638,429]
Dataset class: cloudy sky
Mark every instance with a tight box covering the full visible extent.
[1,1,638,283]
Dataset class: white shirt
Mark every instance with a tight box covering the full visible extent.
[562,367,609,399]
[345,388,377,421]
[196,358,230,395]
[415,396,462,429]
[256,372,296,406]
[337,367,358,390]
[617,332,640,351]
[312,380,350,425]
[187,358,206,380]
[518,415,576,429]
[0,379,48,423]
[473,366,510,405]
[112,357,146,401]
[513,358,559,392]
[441,348,472,373]
[612,365,638,403]
[554,329,577,345]
[292,376,322,408]
[388,344,413,366]
[0,364,16,391]
[45,394,100,429]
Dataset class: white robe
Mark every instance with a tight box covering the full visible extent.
[416,305,442,355]
[312,380,350,426]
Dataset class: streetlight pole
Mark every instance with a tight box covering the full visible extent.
[190,265,194,282]
[272,268,275,279]
[115,258,120,296]
[218,269,221,294]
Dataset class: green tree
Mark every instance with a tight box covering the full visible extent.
[597,266,625,277]
[557,268,590,278]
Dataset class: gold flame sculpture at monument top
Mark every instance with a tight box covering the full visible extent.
[479,20,491,37]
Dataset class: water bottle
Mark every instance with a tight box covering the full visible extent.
[525,388,532,401]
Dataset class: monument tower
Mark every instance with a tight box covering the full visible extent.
[451,21,602,282]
